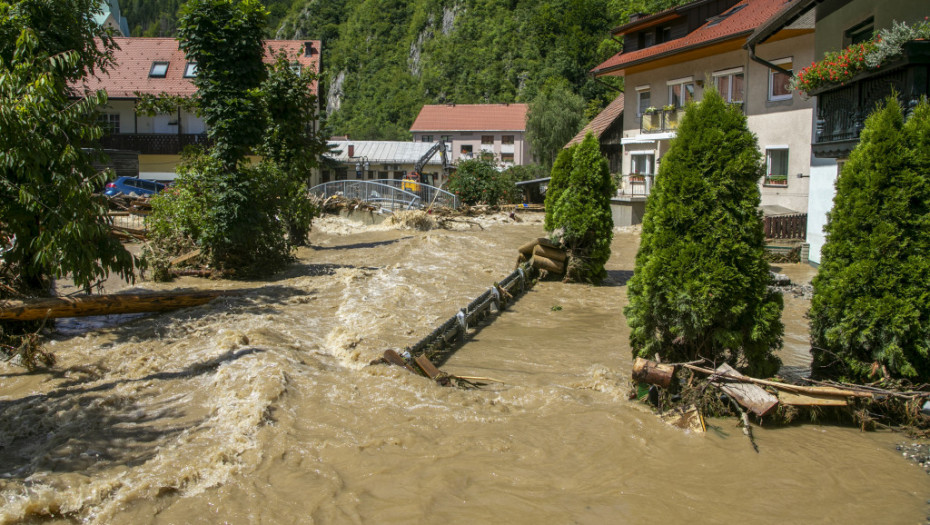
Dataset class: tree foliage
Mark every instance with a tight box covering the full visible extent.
[810,97,930,382]
[547,133,614,283]
[0,2,133,296]
[526,78,586,168]
[447,159,517,206]
[543,145,575,231]
[624,90,783,377]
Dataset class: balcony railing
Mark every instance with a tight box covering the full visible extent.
[99,133,211,155]
[812,41,930,159]
[618,174,653,197]
[640,108,685,133]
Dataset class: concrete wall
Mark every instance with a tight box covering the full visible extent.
[610,199,647,227]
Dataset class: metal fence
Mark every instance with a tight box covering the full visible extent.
[309,180,459,210]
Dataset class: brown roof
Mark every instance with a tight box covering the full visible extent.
[73,37,321,99]
[410,103,529,132]
[566,94,624,147]
[593,0,792,76]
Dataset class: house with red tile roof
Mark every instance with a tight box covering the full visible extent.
[73,37,321,181]
[592,0,816,230]
[409,103,531,167]
[566,93,624,171]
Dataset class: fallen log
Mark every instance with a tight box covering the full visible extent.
[778,391,849,407]
[169,249,202,267]
[532,244,567,263]
[531,255,564,274]
[0,290,237,321]
[683,363,872,399]
[632,357,676,389]
[713,364,779,417]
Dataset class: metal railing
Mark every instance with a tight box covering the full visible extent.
[309,179,460,210]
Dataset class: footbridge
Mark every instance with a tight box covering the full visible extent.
[309,180,459,211]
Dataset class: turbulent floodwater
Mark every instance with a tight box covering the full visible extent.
[1,213,928,524]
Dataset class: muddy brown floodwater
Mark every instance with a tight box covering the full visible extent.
[1,214,928,524]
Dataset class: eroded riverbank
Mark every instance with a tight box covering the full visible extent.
[1,214,927,523]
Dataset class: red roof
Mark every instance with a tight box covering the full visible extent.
[566,94,623,147]
[593,0,794,76]
[410,104,528,132]
[73,37,321,98]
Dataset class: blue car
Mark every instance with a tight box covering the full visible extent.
[104,177,166,197]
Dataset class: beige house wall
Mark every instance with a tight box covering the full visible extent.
[620,32,814,212]
[815,0,928,56]
[412,131,530,167]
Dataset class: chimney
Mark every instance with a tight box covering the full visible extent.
[348,143,355,157]
[629,12,645,21]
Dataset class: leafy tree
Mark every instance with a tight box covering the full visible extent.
[0,2,133,297]
[447,158,517,206]
[810,98,930,382]
[257,52,328,245]
[526,78,585,167]
[624,90,783,377]
[548,133,614,283]
[543,145,575,231]
[178,0,267,170]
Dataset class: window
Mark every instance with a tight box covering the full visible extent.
[630,153,654,175]
[768,58,793,101]
[368,170,375,179]
[713,68,744,104]
[98,113,120,135]
[765,148,789,186]
[421,135,433,142]
[149,61,169,78]
[461,145,473,154]
[378,171,388,179]
[440,135,451,142]
[321,170,331,183]
[707,4,746,26]
[845,17,874,46]
[501,152,514,163]
[636,87,651,116]
[481,135,494,145]
[656,26,671,44]
[184,62,197,78]
[667,78,694,108]
[638,31,655,49]
[502,135,514,145]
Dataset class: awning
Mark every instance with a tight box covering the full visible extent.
[621,132,675,144]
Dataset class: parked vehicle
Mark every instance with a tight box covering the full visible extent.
[104,177,166,197]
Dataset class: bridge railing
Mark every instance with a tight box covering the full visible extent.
[309,180,459,210]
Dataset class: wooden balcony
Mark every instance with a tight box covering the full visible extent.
[812,41,930,159]
[99,133,211,155]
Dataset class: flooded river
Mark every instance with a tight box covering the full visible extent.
[1,213,927,523]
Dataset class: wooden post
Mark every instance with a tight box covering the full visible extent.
[632,357,675,389]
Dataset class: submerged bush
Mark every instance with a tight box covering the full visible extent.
[624,90,783,378]
[810,97,930,382]
[548,133,614,283]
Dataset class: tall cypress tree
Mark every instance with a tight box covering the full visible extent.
[550,133,615,283]
[810,98,930,381]
[625,90,783,377]
[544,145,575,232]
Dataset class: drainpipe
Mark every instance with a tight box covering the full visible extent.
[747,41,793,77]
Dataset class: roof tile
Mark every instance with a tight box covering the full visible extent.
[566,94,624,147]
[410,104,528,132]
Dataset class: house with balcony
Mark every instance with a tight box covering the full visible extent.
[591,0,817,231]
[746,0,930,264]
[409,104,531,167]
[73,37,321,182]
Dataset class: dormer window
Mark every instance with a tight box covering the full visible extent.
[184,62,197,78]
[149,61,169,78]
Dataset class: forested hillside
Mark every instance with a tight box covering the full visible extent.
[120,0,685,140]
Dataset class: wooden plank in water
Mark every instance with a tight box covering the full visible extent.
[414,355,442,380]
[383,350,416,373]
[778,391,849,407]
[714,364,779,417]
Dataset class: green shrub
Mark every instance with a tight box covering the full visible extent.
[548,133,615,283]
[810,97,930,382]
[447,158,517,205]
[624,90,783,377]
[543,145,575,231]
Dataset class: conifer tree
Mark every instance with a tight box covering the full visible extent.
[624,90,783,377]
[810,98,930,381]
[543,145,575,232]
[549,133,615,283]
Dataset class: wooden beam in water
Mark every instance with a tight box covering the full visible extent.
[0,290,236,321]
